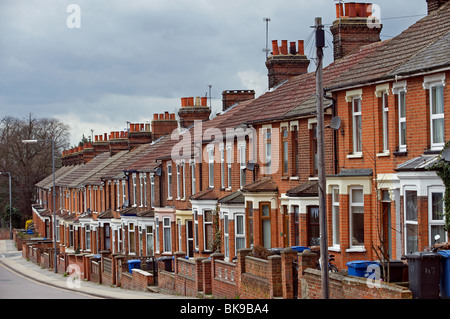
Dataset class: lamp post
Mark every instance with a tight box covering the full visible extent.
[22,139,57,273]
[0,172,12,239]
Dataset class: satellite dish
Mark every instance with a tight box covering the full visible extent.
[330,116,341,130]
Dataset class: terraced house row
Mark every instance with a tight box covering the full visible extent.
[32,0,450,277]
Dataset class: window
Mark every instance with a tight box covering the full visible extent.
[208,148,214,188]
[155,217,160,253]
[146,225,154,255]
[69,224,74,247]
[176,164,181,199]
[429,189,446,246]
[260,203,271,248]
[163,217,171,253]
[56,219,60,242]
[293,205,299,246]
[143,175,147,207]
[311,123,318,176]
[177,219,182,252]
[132,174,137,207]
[292,125,299,176]
[265,130,272,175]
[405,190,418,253]
[167,164,172,199]
[204,210,214,251]
[352,98,362,154]
[194,210,199,250]
[191,162,196,195]
[139,174,144,207]
[105,223,111,250]
[350,187,364,248]
[398,90,407,152]
[246,201,254,248]
[122,182,126,207]
[282,128,289,176]
[227,147,232,189]
[129,222,136,254]
[224,213,229,258]
[116,181,120,211]
[332,187,340,247]
[430,85,445,150]
[235,214,246,253]
[150,175,155,207]
[239,143,246,187]
[382,93,389,152]
[85,224,91,250]
[220,148,225,189]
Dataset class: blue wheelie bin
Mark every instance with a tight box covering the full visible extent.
[127,259,141,273]
[346,260,379,278]
[291,246,311,253]
[438,250,450,299]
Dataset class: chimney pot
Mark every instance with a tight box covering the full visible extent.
[170,113,176,120]
[289,42,296,55]
[95,135,99,142]
[298,40,305,55]
[271,40,279,55]
[153,114,159,120]
[181,97,188,107]
[120,131,125,138]
[347,2,356,17]
[188,97,194,106]
[159,113,164,120]
[104,133,107,141]
[165,111,169,120]
[280,40,288,55]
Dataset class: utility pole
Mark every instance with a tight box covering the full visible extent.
[315,16,329,299]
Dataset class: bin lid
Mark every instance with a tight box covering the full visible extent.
[291,246,311,252]
[346,260,378,268]
[127,259,141,263]
[438,250,450,258]
[405,252,441,260]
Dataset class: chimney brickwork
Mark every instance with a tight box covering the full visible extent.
[151,112,178,139]
[222,90,255,112]
[178,96,211,128]
[426,0,449,14]
[266,40,310,90]
[330,2,382,61]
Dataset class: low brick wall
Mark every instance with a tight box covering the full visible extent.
[158,270,175,293]
[120,268,154,292]
[212,259,238,299]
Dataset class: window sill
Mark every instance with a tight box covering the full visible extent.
[376,151,390,157]
[347,153,363,159]
[346,247,366,253]
[328,246,341,252]
[393,150,408,156]
[290,176,299,180]
[308,176,318,181]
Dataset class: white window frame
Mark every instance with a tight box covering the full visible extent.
[220,146,225,189]
[349,186,364,249]
[163,217,171,253]
[176,163,181,199]
[128,222,136,254]
[139,174,144,207]
[398,90,407,152]
[193,210,199,250]
[191,161,196,195]
[85,224,91,251]
[155,217,160,253]
[208,147,214,188]
[143,174,147,207]
[167,164,173,199]
[224,213,229,258]
[227,146,232,189]
[116,181,120,211]
[382,92,389,152]
[265,129,272,175]
[122,182,126,208]
[332,186,340,248]
[352,97,362,155]
[404,188,418,254]
[235,213,246,253]
[132,173,137,207]
[203,210,213,251]
[429,84,445,150]
[150,175,155,207]
[146,225,154,256]
[239,142,246,188]
[428,186,447,246]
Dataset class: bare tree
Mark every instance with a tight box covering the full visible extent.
[0,113,70,227]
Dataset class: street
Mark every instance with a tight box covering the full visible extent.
[0,262,97,299]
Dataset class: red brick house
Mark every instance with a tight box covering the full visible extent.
[31,0,450,287]
[324,0,450,268]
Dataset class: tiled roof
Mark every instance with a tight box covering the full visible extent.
[218,190,245,205]
[241,177,278,192]
[190,188,219,201]
[286,181,318,197]
[326,3,450,90]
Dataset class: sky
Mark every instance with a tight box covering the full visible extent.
[0,0,427,147]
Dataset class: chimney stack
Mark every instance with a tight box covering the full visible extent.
[178,96,211,128]
[151,112,178,140]
[265,40,310,90]
[222,90,255,112]
[330,2,382,61]
[128,122,152,149]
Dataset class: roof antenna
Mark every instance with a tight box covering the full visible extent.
[263,17,271,60]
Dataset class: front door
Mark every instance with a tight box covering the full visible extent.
[186,220,194,257]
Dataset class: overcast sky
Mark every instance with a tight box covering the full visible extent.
[0,0,427,147]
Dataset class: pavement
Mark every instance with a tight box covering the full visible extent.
[0,239,189,299]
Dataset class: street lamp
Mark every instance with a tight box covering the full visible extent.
[22,139,57,273]
[0,172,12,239]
